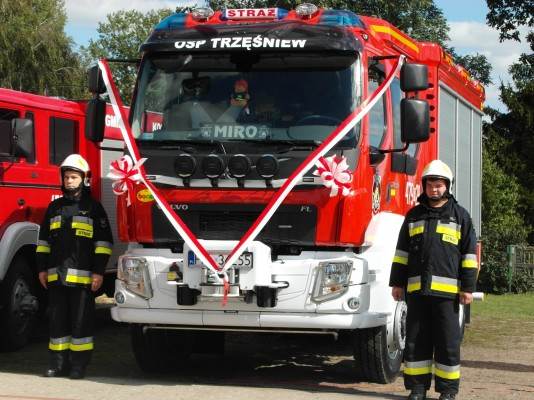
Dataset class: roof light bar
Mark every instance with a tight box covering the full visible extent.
[223,8,284,20]
[295,3,318,18]
[192,7,214,21]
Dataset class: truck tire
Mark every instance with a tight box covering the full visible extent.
[130,325,193,373]
[0,256,39,351]
[352,325,403,384]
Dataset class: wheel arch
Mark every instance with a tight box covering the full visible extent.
[0,222,39,281]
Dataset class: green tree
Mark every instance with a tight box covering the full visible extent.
[480,122,530,293]
[485,0,534,243]
[209,0,450,45]
[0,0,84,97]
[82,8,174,104]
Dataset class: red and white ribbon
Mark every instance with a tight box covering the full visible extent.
[313,155,353,197]
[98,54,405,301]
[108,155,146,206]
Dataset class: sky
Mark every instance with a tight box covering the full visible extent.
[64,0,531,112]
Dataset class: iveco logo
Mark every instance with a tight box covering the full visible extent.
[171,204,189,211]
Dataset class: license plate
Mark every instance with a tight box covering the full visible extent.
[188,251,253,269]
[212,252,253,269]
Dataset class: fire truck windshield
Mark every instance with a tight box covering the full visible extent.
[131,53,360,147]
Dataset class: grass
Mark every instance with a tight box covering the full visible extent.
[470,292,534,320]
[463,292,534,348]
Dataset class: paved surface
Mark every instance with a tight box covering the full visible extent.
[0,309,533,400]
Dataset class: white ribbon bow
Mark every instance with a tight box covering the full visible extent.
[107,155,147,206]
[313,155,353,197]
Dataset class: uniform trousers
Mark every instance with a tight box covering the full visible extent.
[404,294,461,394]
[48,284,95,371]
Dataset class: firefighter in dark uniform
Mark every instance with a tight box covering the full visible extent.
[36,154,113,379]
[390,160,478,400]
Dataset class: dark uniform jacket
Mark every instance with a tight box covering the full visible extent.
[389,194,478,299]
[36,191,113,287]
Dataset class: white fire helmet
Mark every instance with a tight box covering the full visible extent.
[422,160,453,191]
[60,154,91,186]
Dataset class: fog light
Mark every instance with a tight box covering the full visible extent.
[347,297,360,310]
[115,291,125,304]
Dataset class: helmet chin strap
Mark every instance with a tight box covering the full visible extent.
[62,184,83,198]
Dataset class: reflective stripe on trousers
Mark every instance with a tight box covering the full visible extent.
[65,268,92,285]
[406,275,460,295]
[47,268,92,284]
[70,336,94,351]
[49,335,71,351]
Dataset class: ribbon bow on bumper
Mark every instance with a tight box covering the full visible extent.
[108,155,147,206]
[313,155,353,197]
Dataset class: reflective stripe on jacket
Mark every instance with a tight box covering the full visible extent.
[389,195,478,298]
[36,192,113,287]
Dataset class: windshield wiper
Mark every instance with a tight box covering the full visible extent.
[266,139,320,154]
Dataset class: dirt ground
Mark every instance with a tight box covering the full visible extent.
[0,309,533,400]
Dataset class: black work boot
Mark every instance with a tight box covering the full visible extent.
[44,351,70,377]
[43,367,69,377]
[69,367,86,380]
[407,390,427,400]
[438,393,456,400]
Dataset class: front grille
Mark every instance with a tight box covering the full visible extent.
[152,203,317,245]
[199,212,258,233]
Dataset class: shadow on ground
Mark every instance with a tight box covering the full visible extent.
[0,309,406,399]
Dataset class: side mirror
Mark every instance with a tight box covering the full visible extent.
[12,118,34,159]
[401,98,429,143]
[85,98,106,142]
[400,64,429,92]
[87,65,106,94]
[369,146,386,166]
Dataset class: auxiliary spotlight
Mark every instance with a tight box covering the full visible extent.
[228,154,252,188]
[256,154,279,187]
[201,154,225,187]
[174,153,196,187]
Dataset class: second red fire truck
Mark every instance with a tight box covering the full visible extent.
[0,90,125,350]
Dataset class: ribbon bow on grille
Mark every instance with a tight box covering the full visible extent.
[313,155,353,197]
[108,155,147,206]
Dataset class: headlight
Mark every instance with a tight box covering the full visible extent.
[312,261,352,302]
[117,256,152,299]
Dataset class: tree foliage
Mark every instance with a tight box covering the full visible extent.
[209,0,450,45]
[484,0,534,246]
[0,0,84,97]
[479,123,530,293]
[486,0,533,42]
[81,8,174,104]
[475,1,534,292]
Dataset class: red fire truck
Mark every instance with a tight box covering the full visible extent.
[87,4,484,381]
[0,89,124,350]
